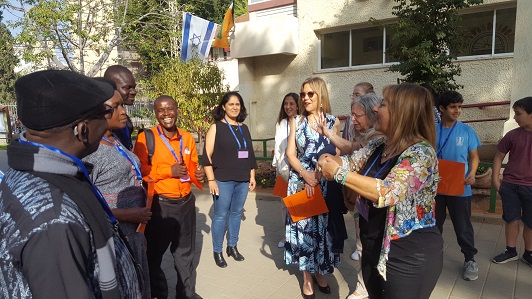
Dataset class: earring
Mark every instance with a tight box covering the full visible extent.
[73,127,78,136]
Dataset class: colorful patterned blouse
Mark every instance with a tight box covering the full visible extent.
[341,137,439,279]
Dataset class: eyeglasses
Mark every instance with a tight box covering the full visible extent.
[351,113,366,120]
[351,92,362,100]
[87,105,114,120]
[300,91,317,99]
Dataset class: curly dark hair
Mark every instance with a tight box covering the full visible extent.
[437,90,463,108]
[212,91,248,122]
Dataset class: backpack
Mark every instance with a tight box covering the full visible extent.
[142,129,155,165]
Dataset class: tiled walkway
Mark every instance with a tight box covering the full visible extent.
[160,189,532,299]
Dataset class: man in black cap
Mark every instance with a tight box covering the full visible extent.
[104,65,137,149]
[0,70,142,299]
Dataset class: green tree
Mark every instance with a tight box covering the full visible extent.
[0,13,19,105]
[2,0,148,76]
[145,58,229,141]
[386,0,483,93]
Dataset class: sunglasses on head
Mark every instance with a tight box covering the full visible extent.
[300,91,317,99]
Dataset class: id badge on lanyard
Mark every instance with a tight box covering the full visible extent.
[357,146,393,221]
[157,127,191,182]
[225,117,249,159]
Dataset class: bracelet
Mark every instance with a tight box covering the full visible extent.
[334,166,349,185]
[299,168,305,175]
[341,170,348,185]
[333,166,342,180]
[208,179,215,181]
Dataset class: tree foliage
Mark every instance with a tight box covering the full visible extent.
[387,0,483,93]
[2,0,128,75]
[145,58,229,140]
[0,14,19,104]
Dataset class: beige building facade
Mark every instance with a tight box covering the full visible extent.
[232,0,526,144]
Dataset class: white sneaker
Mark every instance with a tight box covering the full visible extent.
[277,241,285,248]
[350,249,360,261]
[346,290,368,299]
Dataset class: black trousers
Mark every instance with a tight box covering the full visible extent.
[362,233,443,299]
[361,238,385,299]
[145,193,197,299]
[385,246,443,299]
[435,194,478,261]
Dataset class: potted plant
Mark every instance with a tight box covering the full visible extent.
[472,165,492,189]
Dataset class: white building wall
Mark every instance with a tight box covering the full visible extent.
[239,0,516,144]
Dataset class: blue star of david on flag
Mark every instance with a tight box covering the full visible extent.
[190,34,201,47]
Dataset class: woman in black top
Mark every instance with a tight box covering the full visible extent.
[203,92,257,268]
[318,84,443,299]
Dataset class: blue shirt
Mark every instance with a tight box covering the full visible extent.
[436,121,481,196]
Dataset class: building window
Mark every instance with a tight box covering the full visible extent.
[320,25,396,70]
[321,31,350,69]
[319,6,516,70]
[456,7,516,57]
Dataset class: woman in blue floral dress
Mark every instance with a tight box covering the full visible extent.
[285,77,342,299]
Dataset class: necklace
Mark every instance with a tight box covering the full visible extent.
[382,144,390,158]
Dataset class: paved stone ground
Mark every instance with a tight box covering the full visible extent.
[158,189,532,299]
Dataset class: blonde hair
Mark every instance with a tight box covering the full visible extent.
[382,83,436,156]
[300,77,331,117]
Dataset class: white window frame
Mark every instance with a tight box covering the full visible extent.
[456,7,516,61]
[318,25,396,72]
[317,5,516,72]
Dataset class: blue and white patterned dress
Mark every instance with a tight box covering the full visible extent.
[284,114,341,274]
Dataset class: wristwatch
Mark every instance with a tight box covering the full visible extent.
[335,167,348,185]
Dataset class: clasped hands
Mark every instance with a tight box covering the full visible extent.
[300,154,342,197]
[170,163,205,182]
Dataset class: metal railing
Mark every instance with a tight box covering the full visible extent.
[462,100,510,124]
[478,161,505,214]
[252,138,275,161]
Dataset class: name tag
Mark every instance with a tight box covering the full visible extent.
[238,150,249,159]
[180,175,191,182]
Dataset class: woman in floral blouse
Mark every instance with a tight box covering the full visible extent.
[318,83,443,299]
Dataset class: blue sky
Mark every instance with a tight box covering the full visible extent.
[1,2,24,36]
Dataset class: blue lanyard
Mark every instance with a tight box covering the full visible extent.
[102,135,142,180]
[363,146,394,178]
[224,117,247,150]
[156,126,183,163]
[437,122,457,158]
[18,139,117,225]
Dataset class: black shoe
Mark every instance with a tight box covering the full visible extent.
[213,252,227,268]
[226,246,245,261]
[301,292,315,299]
[317,284,330,294]
[312,276,331,294]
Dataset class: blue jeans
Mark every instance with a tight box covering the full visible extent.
[212,180,249,252]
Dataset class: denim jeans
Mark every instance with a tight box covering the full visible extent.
[212,180,249,252]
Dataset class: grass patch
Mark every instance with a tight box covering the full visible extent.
[0,144,7,150]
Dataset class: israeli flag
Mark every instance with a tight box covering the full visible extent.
[181,13,218,61]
